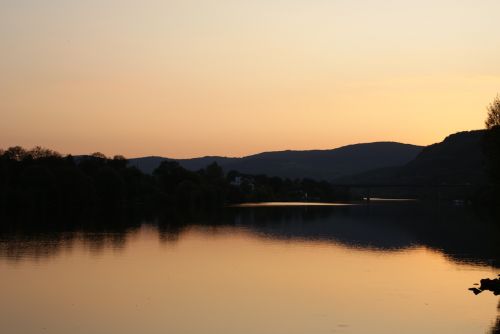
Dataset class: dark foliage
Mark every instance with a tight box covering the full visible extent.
[333,130,497,203]
[225,171,350,203]
[336,130,488,186]
[481,95,500,209]
[483,126,500,185]
[481,125,500,209]
[0,146,347,223]
[486,95,500,130]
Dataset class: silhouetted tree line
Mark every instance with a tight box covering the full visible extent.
[0,146,348,222]
[480,95,500,209]
[226,171,349,203]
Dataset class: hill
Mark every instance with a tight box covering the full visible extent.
[336,130,488,185]
[128,142,423,181]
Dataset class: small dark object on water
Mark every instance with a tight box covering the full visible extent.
[468,287,482,295]
[469,275,500,295]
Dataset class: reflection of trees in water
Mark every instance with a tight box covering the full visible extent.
[228,203,500,267]
[487,300,500,334]
[157,221,188,243]
[493,316,499,333]
[0,231,134,262]
[0,214,142,261]
[0,234,73,262]
[0,214,192,261]
[0,203,498,270]
[1,203,497,333]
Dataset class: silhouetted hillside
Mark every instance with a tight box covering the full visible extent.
[0,147,354,222]
[336,130,488,185]
[124,156,174,174]
[129,142,423,181]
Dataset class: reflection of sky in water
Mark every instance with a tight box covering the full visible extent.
[0,204,498,334]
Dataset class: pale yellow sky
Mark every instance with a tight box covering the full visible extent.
[1,0,499,158]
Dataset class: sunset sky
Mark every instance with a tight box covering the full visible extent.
[1,0,499,158]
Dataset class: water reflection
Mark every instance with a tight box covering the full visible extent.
[0,203,498,334]
[228,203,500,267]
[493,301,500,334]
[1,202,497,267]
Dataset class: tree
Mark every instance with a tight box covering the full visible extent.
[110,155,128,169]
[3,146,27,161]
[28,146,61,160]
[482,95,500,208]
[91,152,107,160]
[204,162,224,181]
[485,94,500,129]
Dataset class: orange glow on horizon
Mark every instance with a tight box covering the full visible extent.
[1,0,499,158]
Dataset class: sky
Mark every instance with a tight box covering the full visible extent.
[1,0,499,158]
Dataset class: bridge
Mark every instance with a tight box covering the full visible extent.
[328,183,488,201]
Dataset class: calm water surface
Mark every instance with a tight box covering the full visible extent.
[0,203,498,334]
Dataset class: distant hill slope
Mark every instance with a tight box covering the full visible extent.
[336,130,487,185]
[128,142,423,181]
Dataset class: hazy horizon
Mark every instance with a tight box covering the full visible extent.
[128,139,424,160]
[3,137,427,159]
[0,129,480,160]
[2,0,499,158]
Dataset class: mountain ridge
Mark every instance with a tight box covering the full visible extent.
[128,141,423,181]
[335,130,488,185]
